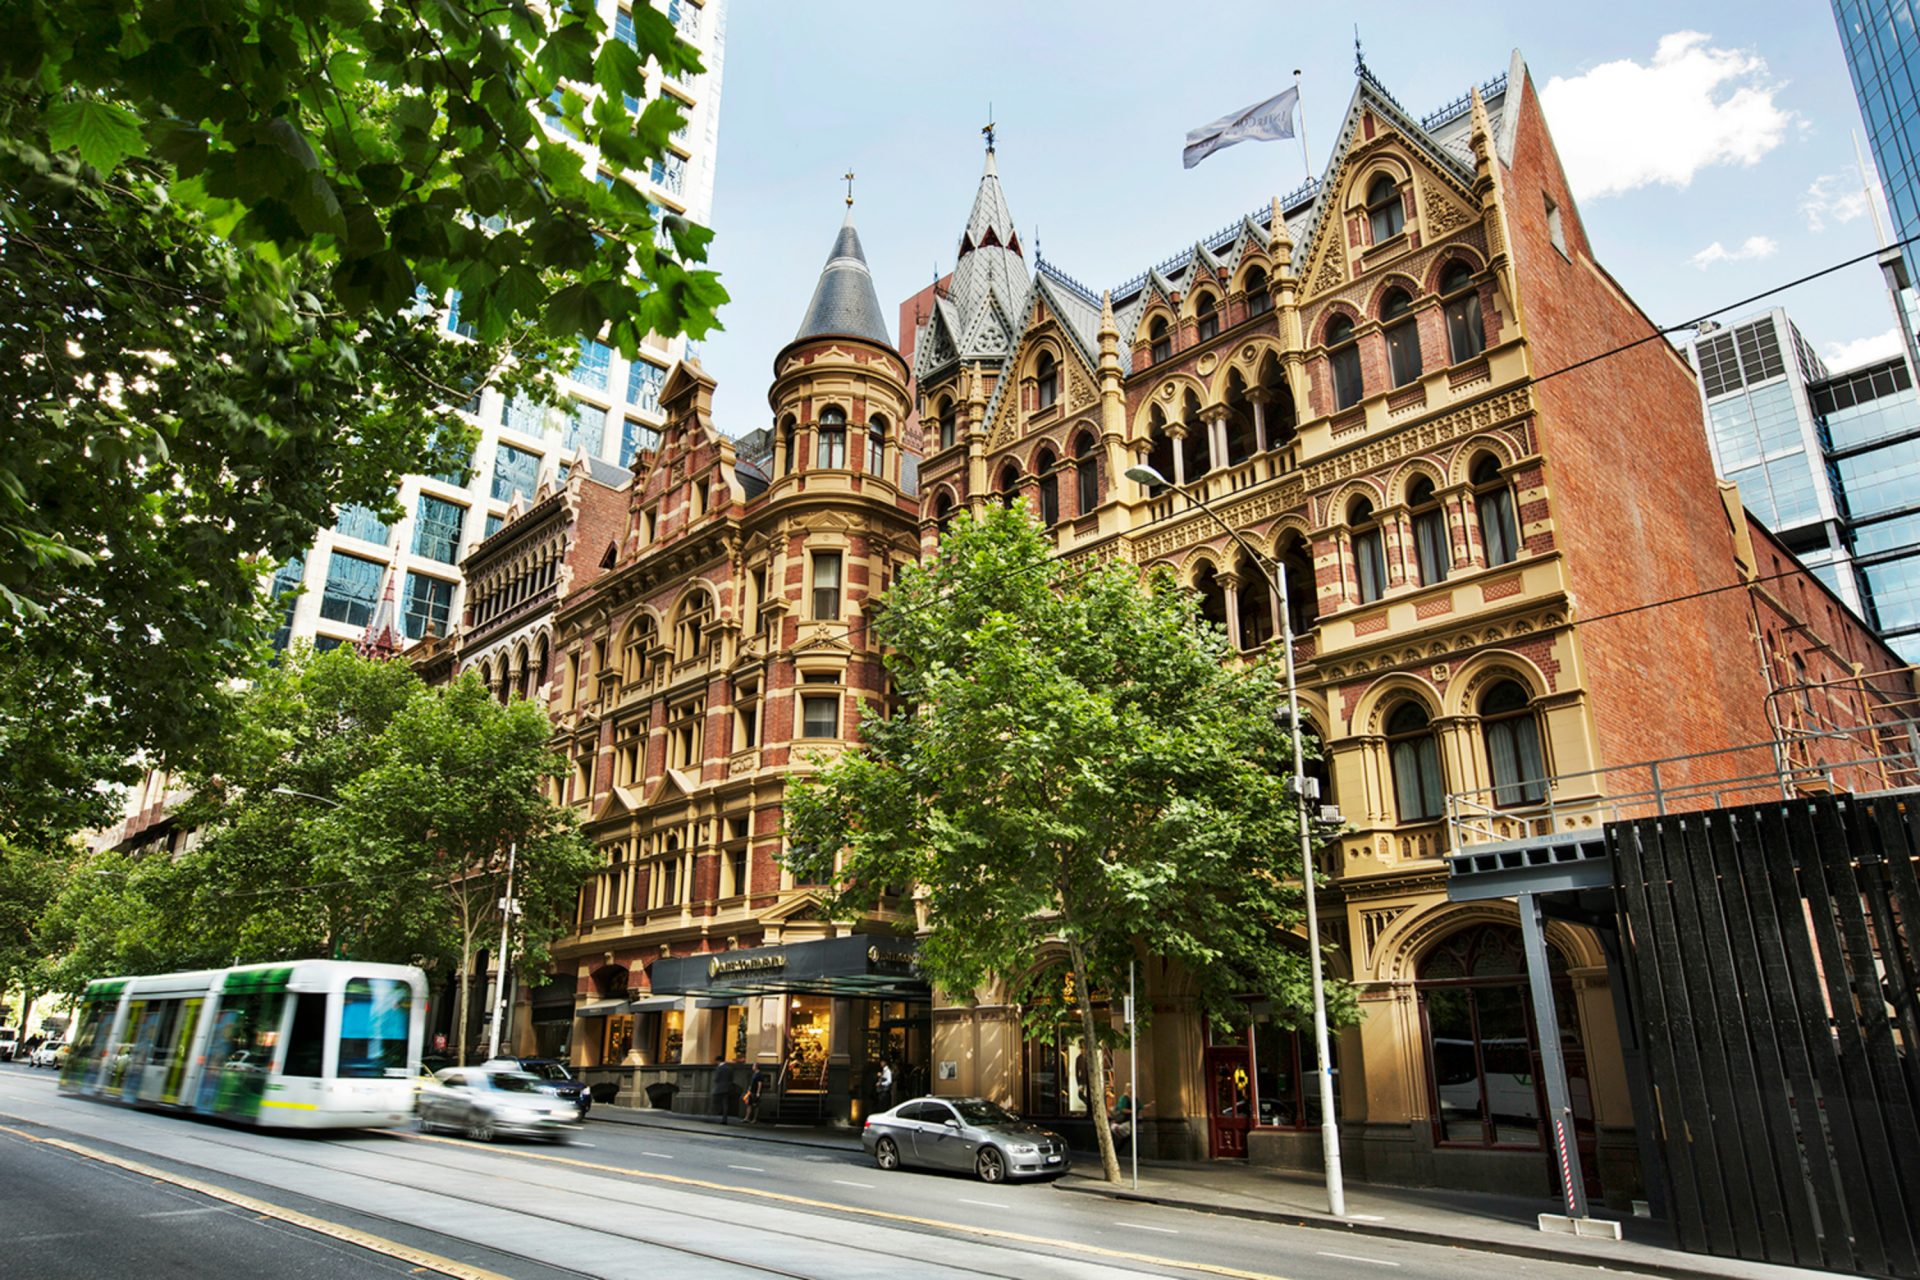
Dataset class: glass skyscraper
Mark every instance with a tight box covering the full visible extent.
[1836,3,1920,288]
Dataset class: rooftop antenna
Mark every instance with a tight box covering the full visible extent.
[843,168,855,208]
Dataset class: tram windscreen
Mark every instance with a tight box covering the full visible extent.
[339,978,411,1078]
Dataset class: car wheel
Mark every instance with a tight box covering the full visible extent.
[874,1136,902,1171]
[975,1147,1006,1183]
[467,1116,496,1143]
[418,1112,436,1135]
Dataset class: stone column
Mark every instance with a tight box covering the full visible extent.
[1202,404,1231,468]
[1248,389,1272,452]
[1166,423,1189,487]
[1219,571,1244,651]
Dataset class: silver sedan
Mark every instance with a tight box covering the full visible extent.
[862,1096,1070,1182]
[418,1067,580,1143]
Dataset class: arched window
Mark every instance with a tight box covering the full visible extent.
[1419,924,1584,1149]
[1074,432,1099,514]
[675,588,713,661]
[1367,175,1405,243]
[1237,557,1274,650]
[1473,455,1520,567]
[1482,681,1546,806]
[1327,314,1363,411]
[1382,287,1422,387]
[1409,476,1449,586]
[1278,534,1318,636]
[1386,701,1444,821]
[1225,374,1258,465]
[1183,394,1212,478]
[934,490,955,532]
[1037,448,1060,525]
[621,616,657,684]
[1196,292,1220,342]
[1261,357,1297,448]
[1245,266,1272,317]
[1146,408,1175,495]
[781,416,798,476]
[1150,316,1171,365]
[1035,352,1059,410]
[816,406,847,469]
[997,462,1022,510]
[1350,497,1387,604]
[1195,563,1229,636]
[867,414,887,475]
[1441,261,1485,362]
[937,397,958,451]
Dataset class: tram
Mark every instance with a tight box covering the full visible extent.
[59,960,426,1130]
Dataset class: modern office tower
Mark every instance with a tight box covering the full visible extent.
[1835,3,1920,299]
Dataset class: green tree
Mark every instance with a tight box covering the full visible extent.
[785,506,1352,1182]
[0,832,79,1027]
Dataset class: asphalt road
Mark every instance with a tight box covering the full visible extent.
[0,1061,1656,1280]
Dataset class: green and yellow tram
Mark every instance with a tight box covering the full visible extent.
[60,960,425,1129]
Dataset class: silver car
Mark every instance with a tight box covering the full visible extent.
[862,1096,1070,1183]
[418,1067,580,1143]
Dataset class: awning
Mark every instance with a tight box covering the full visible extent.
[695,997,741,1009]
[648,934,928,999]
[577,999,630,1017]
[627,995,683,1013]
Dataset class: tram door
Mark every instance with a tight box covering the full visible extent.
[1205,1046,1253,1159]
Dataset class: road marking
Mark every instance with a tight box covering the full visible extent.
[572,1142,596,1148]
[141,1207,227,1218]
[1119,1221,1181,1234]
[397,1130,1293,1280]
[1347,1213,1386,1221]
[640,1151,674,1159]
[959,1198,1008,1209]
[726,1163,766,1172]
[1317,1252,1399,1267]
[831,1179,873,1188]
[0,1124,511,1280]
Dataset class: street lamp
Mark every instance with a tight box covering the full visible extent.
[1125,462,1347,1217]
[271,786,339,808]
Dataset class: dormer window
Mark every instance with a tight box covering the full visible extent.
[1150,317,1171,365]
[1367,176,1405,244]
[1196,293,1220,342]
[1035,351,1059,410]
[1245,267,1272,317]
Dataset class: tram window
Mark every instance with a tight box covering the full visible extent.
[340,978,411,1079]
[282,994,327,1078]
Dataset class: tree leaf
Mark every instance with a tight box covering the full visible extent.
[46,98,148,175]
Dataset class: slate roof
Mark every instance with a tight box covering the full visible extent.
[794,208,894,348]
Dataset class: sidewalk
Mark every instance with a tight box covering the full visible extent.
[584,1107,1825,1280]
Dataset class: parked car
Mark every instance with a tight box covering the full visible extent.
[418,1067,579,1143]
[0,1027,17,1061]
[28,1041,66,1070]
[862,1096,1069,1183]
[482,1057,590,1117]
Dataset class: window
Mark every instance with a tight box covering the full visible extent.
[1382,288,1422,387]
[1544,194,1566,256]
[668,699,703,769]
[430,429,473,485]
[781,417,798,475]
[402,573,454,640]
[269,557,305,652]
[1278,536,1318,636]
[1327,314,1363,410]
[812,551,842,620]
[802,694,840,739]
[934,491,955,531]
[1036,352,1059,410]
[1482,682,1546,806]
[491,444,540,503]
[676,589,713,660]
[484,513,504,539]
[1195,563,1229,635]
[628,359,666,412]
[658,1008,684,1063]
[1197,293,1220,342]
[722,843,749,898]
[734,683,760,749]
[501,392,548,436]
[620,419,656,468]
[997,462,1022,509]
[1150,317,1171,364]
[282,994,327,1078]
[1350,499,1387,604]
[340,977,411,1080]
[1386,702,1444,821]
[1473,456,1520,567]
[932,398,957,450]
[817,406,847,469]
[412,494,466,564]
[621,617,657,684]
[1238,561,1274,650]
[867,415,887,474]
[1037,449,1060,525]
[1367,175,1405,243]
[1245,267,1272,317]
[573,338,612,392]
[319,553,383,626]
[563,401,604,456]
[446,290,476,338]
[1074,432,1099,514]
[1409,478,1449,586]
[1441,262,1485,362]
[1252,1022,1339,1129]
[335,503,390,546]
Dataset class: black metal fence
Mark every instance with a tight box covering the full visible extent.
[1610,793,1920,1276]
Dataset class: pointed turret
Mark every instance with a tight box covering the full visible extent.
[356,558,402,660]
[945,142,1029,360]
[793,206,894,348]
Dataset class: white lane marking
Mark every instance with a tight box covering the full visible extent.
[726,1163,766,1172]
[1347,1213,1386,1221]
[640,1151,674,1159]
[141,1207,226,1218]
[960,1198,1009,1209]
[1318,1251,1399,1267]
[571,1142,596,1148]
[1117,1221,1180,1234]
[831,1179,873,1188]
[14,1233,83,1243]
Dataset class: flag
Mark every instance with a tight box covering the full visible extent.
[1183,86,1299,169]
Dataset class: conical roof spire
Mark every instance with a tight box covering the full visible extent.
[792,204,893,348]
[948,141,1030,360]
[356,557,402,660]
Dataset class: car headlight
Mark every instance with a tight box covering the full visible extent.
[501,1106,545,1122]
[1007,1143,1038,1156]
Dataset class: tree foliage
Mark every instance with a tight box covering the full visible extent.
[785,506,1353,1181]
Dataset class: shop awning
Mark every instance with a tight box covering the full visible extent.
[577,999,630,1017]
[627,995,683,1013]
[648,934,928,999]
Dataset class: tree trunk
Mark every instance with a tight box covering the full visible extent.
[1068,936,1122,1183]
[454,898,472,1067]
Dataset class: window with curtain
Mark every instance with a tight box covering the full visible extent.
[1074,433,1098,514]
[1351,499,1387,604]
[1036,352,1059,409]
[1197,293,1220,341]
[1367,175,1405,243]
[812,551,842,620]
[1382,288,1422,387]
[1037,449,1060,525]
[1409,478,1449,585]
[412,494,466,564]
[1441,261,1485,362]
[1482,681,1546,805]
[802,694,840,739]
[1387,701,1444,821]
[867,415,887,474]
[1473,456,1520,566]
[817,407,847,469]
[1327,315,1363,410]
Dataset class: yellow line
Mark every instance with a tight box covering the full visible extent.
[397,1130,1291,1280]
[260,1100,319,1110]
[0,1123,509,1280]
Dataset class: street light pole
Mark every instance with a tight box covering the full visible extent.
[486,841,519,1061]
[1125,464,1346,1217]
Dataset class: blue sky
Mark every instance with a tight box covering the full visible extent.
[695,2,1895,431]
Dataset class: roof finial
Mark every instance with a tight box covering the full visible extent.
[843,168,855,208]
[1354,25,1365,75]
[982,104,995,153]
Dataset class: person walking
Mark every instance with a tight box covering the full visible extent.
[874,1058,894,1111]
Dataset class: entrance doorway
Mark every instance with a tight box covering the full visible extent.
[1205,1046,1254,1158]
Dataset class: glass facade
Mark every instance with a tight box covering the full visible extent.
[411,494,466,564]
[501,393,549,437]
[628,359,666,412]
[573,339,612,392]
[403,572,454,640]
[564,401,604,456]
[318,552,383,627]
[1835,1,1920,290]
[334,503,391,546]
[491,444,541,504]
[269,557,304,652]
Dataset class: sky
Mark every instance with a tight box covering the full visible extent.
[693,2,1897,431]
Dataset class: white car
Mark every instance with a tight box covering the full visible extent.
[28,1041,66,1069]
[0,1027,17,1061]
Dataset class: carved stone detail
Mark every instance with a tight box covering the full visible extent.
[1421,180,1472,236]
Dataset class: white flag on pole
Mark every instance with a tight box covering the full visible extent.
[1183,86,1300,170]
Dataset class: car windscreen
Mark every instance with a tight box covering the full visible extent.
[524,1062,571,1081]
[484,1072,543,1093]
[953,1099,1016,1125]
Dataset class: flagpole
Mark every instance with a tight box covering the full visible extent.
[1294,69,1312,181]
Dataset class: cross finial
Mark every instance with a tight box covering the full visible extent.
[843,169,855,207]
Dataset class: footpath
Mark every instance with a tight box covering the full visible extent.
[587,1106,1827,1280]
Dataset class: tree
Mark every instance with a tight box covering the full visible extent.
[0,832,79,1028]
[785,506,1352,1182]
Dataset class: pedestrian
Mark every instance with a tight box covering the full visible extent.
[713,1051,736,1126]
[874,1058,894,1110]
[1110,1089,1134,1153]
[745,1061,768,1124]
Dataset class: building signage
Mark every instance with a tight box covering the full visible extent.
[866,946,915,972]
[710,953,786,978]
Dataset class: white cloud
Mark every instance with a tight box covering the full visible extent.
[1801,169,1874,232]
[1689,235,1778,269]
[1540,32,1793,201]
[1823,328,1905,369]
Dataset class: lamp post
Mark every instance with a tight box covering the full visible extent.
[1125,463,1346,1217]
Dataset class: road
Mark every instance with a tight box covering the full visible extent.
[0,1061,1648,1280]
